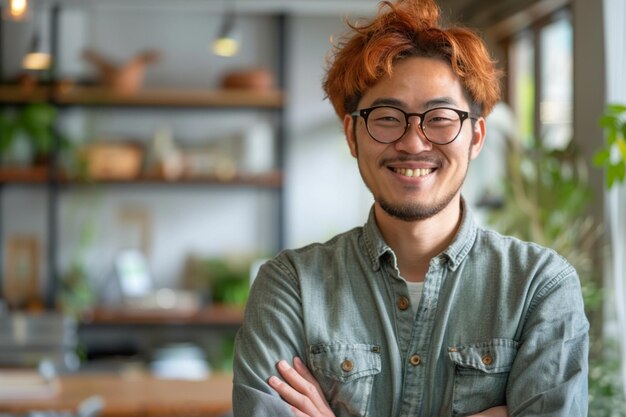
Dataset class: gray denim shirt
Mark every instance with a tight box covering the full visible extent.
[233,203,589,417]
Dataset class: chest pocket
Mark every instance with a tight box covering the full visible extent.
[308,343,381,417]
[448,338,518,417]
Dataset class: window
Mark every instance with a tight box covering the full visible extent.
[505,9,573,149]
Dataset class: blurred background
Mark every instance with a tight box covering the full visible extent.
[0,0,624,416]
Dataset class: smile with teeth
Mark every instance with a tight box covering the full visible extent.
[392,167,434,178]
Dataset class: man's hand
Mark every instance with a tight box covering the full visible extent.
[268,357,507,417]
[268,357,335,417]
[469,406,508,417]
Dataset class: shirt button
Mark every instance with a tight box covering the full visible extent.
[341,359,354,372]
[482,354,493,366]
[409,354,421,366]
[397,296,410,311]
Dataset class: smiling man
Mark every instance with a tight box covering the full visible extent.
[232,0,589,416]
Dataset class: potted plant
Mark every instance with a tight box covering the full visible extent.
[0,103,65,167]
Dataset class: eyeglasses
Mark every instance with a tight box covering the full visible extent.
[351,105,477,145]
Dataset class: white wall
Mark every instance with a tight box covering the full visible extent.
[285,15,373,248]
[2,3,500,297]
[1,6,375,295]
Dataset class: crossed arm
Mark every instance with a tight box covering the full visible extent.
[269,357,509,417]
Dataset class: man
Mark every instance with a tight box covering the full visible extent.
[232,0,589,416]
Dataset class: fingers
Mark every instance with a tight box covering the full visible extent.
[268,369,316,416]
[289,357,333,413]
[268,357,334,417]
[292,357,322,390]
[468,406,509,417]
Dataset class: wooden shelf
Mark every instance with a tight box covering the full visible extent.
[0,85,285,108]
[67,170,283,188]
[0,166,49,183]
[81,304,244,326]
[0,168,283,188]
[0,85,51,103]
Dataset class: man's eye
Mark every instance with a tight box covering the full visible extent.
[428,116,453,123]
[376,116,401,122]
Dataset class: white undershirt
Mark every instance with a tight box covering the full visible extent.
[406,281,424,315]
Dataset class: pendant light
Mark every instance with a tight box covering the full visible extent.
[22,30,51,70]
[5,0,29,21]
[212,1,240,57]
[21,1,50,71]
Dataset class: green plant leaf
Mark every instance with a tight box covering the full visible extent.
[607,129,618,146]
[593,149,610,167]
[0,117,17,153]
[607,103,626,114]
[616,162,626,182]
[618,137,626,160]
[599,114,617,129]
[17,104,57,155]
[607,163,625,188]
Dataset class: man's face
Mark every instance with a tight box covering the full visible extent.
[344,56,486,222]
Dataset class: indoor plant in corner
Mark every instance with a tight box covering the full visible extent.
[488,133,626,417]
[594,103,626,188]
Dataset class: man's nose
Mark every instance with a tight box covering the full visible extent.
[394,120,432,153]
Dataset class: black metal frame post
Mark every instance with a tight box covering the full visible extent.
[45,3,61,308]
[276,13,287,252]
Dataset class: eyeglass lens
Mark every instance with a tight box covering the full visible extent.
[366,107,463,144]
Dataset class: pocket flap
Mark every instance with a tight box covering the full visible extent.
[309,343,382,383]
[448,338,518,374]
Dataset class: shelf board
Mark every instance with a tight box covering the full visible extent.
[63,171,283,188]
[0,85,285,108]
[0,85,52,103]
[81,304,244,326]
[0,169,283,188]
[0,166,49,183]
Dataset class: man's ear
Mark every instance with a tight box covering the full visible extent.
[344,114,358,158]
[469,117,486,160]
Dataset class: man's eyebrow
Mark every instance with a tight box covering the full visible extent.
[369,97,407,108]
[423,97,459,108]
[367,97,461,109]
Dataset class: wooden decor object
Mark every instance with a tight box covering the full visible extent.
[221,68,275,91]
[82,49,160,94]
[81,142,143,180]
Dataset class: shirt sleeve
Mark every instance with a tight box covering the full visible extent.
[507,265,589,416]
[232,255,305,417]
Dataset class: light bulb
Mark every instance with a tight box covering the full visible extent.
[22,52,51,70]
[212,37,240,57]
[9,0,29,20]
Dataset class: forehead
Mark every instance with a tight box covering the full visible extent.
[359,56,468,109]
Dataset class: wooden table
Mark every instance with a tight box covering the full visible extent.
[0,371,233,417]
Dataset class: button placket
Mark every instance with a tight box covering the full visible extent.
[409,354,422,366]
[397,296,410,311]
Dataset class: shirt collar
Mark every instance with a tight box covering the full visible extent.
[361,199,478,272]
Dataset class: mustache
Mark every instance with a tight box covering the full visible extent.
[379,154,442,168]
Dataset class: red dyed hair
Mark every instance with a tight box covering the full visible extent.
[323,0,502,118]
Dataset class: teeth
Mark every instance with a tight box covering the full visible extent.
[393,167,433,178]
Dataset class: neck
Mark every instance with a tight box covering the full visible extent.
[374,196,463,282]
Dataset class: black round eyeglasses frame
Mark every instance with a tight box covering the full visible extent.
[350,105,478,145]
